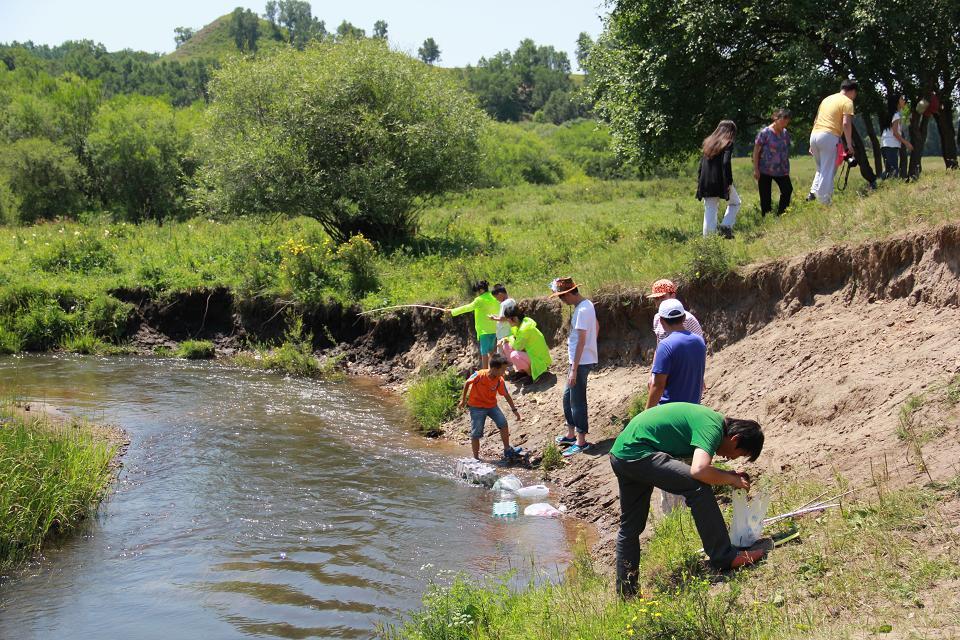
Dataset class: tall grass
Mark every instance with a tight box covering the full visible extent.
[406,368,463,436]
[0,413,116,569]
[381,481,959,639]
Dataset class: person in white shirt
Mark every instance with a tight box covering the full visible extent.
[487,283,516,354]
[550,277,599,457]
[879,94,914,179]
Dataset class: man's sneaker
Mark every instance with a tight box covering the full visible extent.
[805,192,817,202]
[555,435,577,445]
[730,548,767,569]
[718,225,734,240]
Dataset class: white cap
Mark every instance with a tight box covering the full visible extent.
[658,298,687,320]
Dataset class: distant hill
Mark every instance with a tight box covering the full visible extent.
[163,14,289,62]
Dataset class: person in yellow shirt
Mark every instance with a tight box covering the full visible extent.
[808,79,858,204]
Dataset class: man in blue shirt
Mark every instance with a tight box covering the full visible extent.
[645,298,706,409]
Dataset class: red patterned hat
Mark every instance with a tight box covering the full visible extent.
[648,279,677,299]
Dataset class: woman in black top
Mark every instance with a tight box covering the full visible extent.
[696,120,740,238]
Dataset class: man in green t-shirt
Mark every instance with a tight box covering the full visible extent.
[609,402,766,597]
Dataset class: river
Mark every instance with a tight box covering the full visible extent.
[0,355,585,639]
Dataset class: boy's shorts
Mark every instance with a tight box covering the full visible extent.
[469,406,507,438]
[478,333,497,355]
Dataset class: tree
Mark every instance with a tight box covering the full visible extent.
[575,32,593,72]
[418,38,441,65]
[87,96,189,221]
[463,39,573,121]
[229,7,261,52]
[373,20,388,40]
[0,137,86,223]
[335,20,366,41]
[197,39,486,244]
[173,27,195,49]
[277,0,319,48]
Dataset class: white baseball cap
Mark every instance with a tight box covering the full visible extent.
[658,298,687,320]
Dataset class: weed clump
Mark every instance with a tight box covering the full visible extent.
[406,368,462,436]
[0,412,115,569]
[540,443,563,474]
[176,339,215,359]
[681,235,735,284]
[231,316,340,379]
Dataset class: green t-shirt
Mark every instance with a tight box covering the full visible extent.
[610,402,724,461]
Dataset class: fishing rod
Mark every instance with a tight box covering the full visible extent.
[358,304,448,316]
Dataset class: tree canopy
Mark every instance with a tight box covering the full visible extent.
[195,38,486,244]
[589,0,960,173]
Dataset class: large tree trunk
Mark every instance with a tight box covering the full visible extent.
[863,113,884,175]
[907,112,930,179]
[850,125,877,186]
[933,98,959,169]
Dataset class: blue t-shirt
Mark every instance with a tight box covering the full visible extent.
[652,330,706,405]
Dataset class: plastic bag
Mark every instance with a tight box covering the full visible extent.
[492,475,523,492]
[524,502,563,518]
[730,489,770,548]
[514,484,549,499]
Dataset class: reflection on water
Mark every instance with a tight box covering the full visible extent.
[0,355,585,639]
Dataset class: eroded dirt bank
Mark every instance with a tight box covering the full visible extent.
[116,224,960,561]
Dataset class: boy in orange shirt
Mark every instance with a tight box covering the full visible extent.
[458,354,522,460]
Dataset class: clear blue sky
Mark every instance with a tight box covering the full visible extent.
[0,0,608,70]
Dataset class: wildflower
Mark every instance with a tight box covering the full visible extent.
[74,230,81,236]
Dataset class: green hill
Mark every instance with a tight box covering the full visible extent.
[164,14,289,62]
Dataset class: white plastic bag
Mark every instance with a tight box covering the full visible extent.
[730,489,770,548]
[524,502,563,518]
[514,484,549,499]
[493,475,523,492]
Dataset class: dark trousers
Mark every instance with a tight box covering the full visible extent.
[758,173,793,215]
[610,452,738,597]
[563,363,594,434]
[881,147,900,179]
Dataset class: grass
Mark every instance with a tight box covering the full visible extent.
[406,368,463,436]
[381,479,959,640]
[0,158,956,354]
[0,408,116,569]
[540,443,563,474]
[895,374,960,478]
[175,339,215,359]
[231,317,342,379]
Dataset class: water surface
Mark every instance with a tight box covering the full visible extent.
[0,355,583,639]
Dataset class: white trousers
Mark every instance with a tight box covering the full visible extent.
[809,131,840,204]
[702,184,741,236]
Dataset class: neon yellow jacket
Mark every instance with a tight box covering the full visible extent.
[507,317,552,381]
[451,292,499,337]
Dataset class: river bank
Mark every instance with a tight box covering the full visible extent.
[0,399,127,571]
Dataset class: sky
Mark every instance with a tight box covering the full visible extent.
[0,0,608,71]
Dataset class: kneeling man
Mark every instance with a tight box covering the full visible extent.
[609,402,766,597]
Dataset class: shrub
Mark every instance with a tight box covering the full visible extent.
[477,122,565,187]
[87,95,189,222]
[547,119,642,180]
[232,316,334,378]
[0,325,21,354]
[197,38,486,244]
[175,339,215,359]
[81,294,132,341]
[682,235,735,284]
[0,137,86,223]
[13,301,79,351]
[276,235,336,304]
[626,388,649,421]
[406,367,462,436]
[337,233,379,297]
[31,233,118,274]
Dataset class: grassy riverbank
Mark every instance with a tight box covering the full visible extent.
[0,157,957,353]
[381,479,960,640]
[0,405,119,569]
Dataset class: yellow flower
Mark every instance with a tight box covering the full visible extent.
[626,630,634,636]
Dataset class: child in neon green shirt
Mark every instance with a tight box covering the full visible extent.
[448,280,501,368]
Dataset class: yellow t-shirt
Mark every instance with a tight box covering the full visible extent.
[812,92,855,136]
